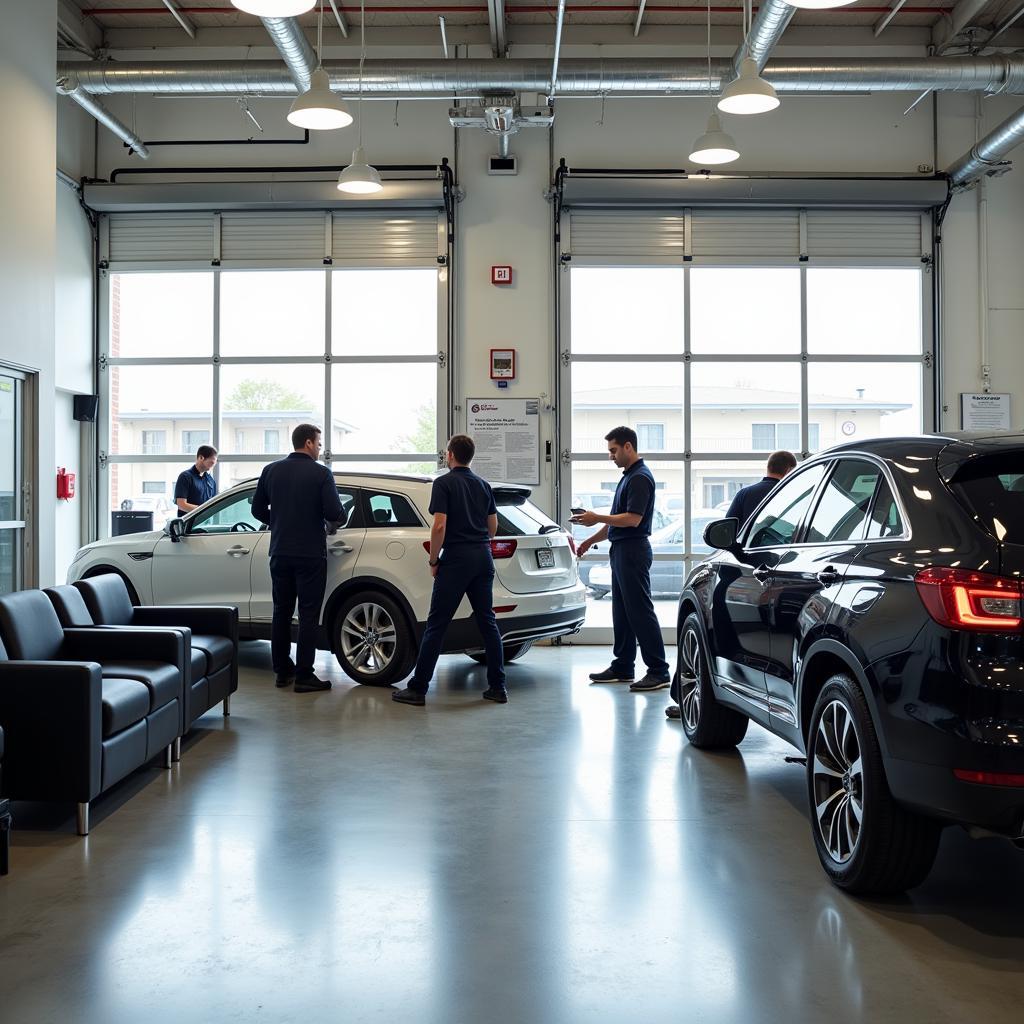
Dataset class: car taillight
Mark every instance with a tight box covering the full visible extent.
[422,542,431,553]
[914,566,1024,631]
[954,769,1024,787]
[491,539,517,559]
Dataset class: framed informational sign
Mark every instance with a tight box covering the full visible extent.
[490,348,516,380]
[960,393,1011,431]
[466,398,540,485]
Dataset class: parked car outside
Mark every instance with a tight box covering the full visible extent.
[586,510,721,598]
[674,432,1024,893]
[70,473,586,686]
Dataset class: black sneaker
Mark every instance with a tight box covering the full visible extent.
[589,668,634,683]
[274,673,294,689]
[294,675,332,693]
[482,688,508,704]
[665,704,682,720]
[392,687,426,707]
[629,674,671,692]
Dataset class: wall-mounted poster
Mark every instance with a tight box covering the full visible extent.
[466,398,540,485]
[960,393,1011,431]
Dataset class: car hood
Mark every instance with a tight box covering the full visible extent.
[70,530,163,564]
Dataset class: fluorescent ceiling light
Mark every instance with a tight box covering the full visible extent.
[231,1,317,15]
[718,58,780,115]
[337,146,383,193]
[688,113,740,165]
[287,68,353,130]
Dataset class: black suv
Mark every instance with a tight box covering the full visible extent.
[675,433,1024,894]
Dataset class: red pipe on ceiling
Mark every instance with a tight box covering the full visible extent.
[80,5,952,16]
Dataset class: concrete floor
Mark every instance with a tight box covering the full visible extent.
[1,643,1023,1023]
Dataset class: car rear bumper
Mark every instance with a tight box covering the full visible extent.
[887,757,1024,837]
[435,604,586,653]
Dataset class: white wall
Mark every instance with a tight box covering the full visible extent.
[85,41,1024,517]
[0,1,56,586]
[54,390,81,584]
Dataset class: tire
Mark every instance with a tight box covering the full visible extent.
[677,613,748,749]
[467,639,534,665]
[333,591,415,687]
[807,673,941,894]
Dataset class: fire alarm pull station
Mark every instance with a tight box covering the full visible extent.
[57,467,76,500]
[491,266,512,285]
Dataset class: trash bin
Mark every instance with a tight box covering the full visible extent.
[111,510,154,536]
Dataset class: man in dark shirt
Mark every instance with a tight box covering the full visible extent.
[574,426,670,692]
[725,450,797,526]
[252,423,343,694]
[174,445,218,517]
[392,433,507,707]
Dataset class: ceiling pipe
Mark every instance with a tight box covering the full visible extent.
[487,0,508,56]
[260,17,316,92]
[57,73,151,159]
[328,0,350,38]
[873,0,909,36]
[550,0,567,99]
[986,1,1024,46]
[732,0,795,77]
[58,55,1024,98]
[161,0,196,38]
[933,0,991,52]
[947,103,1024,185]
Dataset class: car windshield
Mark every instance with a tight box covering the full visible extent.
[948,454,1024,545]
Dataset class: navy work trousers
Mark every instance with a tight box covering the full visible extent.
[609,539,669,680]
[411,543,506,694]
[270,554,327,679]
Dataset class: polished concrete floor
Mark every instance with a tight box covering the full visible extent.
[2,643,1024,1023]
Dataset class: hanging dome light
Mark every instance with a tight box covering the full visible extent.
[231,1,316,15]
[338,146,383,194]
[287,68,353,130]
[780,0,857,8]
[688,113,740,165]
[718,58,780,115]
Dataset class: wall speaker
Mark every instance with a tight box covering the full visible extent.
[73,395,99,422]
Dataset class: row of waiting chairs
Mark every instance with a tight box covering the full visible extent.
[0,574,238,837]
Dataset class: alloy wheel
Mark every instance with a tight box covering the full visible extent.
[340,601,398,676]
[678,628,703,731]
[812,699,864,864]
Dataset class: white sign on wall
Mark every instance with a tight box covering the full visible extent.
[466,398,540,486]
[960,393,1011,432]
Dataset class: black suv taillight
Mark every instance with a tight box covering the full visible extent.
[914,566,1024,631]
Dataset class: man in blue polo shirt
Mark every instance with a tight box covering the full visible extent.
[174,445,218,517]
[574,426,670,692]
[392,433,507,707]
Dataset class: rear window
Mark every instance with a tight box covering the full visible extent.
[948,456,1024,544]
[495,493,560,537]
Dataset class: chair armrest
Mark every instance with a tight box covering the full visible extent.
[0,661,102,802]
[133,605,239,642]
[63,627,186,670]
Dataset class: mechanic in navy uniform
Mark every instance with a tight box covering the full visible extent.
[664,448,797,722]
[725,449,797,527]
[252,423,343,694]
[174,445,218,517]
[392,433,507,707]
[574,426,670,692]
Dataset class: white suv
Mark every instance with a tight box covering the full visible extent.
[68,472,586,686]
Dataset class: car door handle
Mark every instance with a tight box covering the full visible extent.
[817,566,840,585]
[329,543,354,555]
[752,565,773,584]
[227,545,250,557]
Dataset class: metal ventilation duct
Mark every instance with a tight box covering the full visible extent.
[57,56,1024,99]
[57,73,150,159]
[947,104,1024,185]
[733,0,796,77]
[260,17,316,92]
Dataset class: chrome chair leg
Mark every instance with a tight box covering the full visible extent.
[173,737,182,762]
[164,744,173,769]
[223,694,231,717]
[76,802,90,836]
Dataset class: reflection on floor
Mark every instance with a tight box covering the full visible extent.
[1,642,1023,1022]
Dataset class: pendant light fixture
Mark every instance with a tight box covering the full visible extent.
[231,1,316,15]
[338,0,383,194]
[689,0,739,165]
[287,1,352,129]
[719,57,780,115]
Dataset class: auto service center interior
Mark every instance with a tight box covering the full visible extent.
[2,1,1024,1019]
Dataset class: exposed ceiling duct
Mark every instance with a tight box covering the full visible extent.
[57,56,1024,99]
[260,17,316,92]
[947,104,1024,185]
[732,0,796,77]
[57,73,150,159]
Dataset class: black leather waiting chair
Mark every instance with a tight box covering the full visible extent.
[68,575,238,741]
[0,722,10,875]
[0,591,186,834]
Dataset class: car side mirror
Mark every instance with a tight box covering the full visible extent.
[703,518,740,551]
[167,518,185,543]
